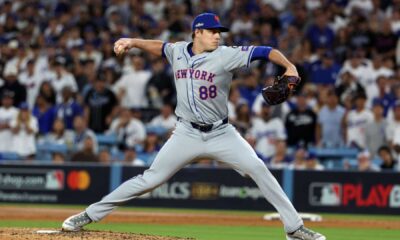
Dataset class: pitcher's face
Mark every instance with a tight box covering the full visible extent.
[196,29,221,51]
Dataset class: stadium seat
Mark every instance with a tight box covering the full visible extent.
[309,147,359,159]
[0,152,21,161]
[96,134,118,146]
[36,143,69,162]
[146,126,168,136]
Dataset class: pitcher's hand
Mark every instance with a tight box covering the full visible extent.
[114,38,135,56]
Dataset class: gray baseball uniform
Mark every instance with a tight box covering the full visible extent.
[86,41,303,233]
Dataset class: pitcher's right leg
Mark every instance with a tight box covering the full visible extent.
[86,128,202,221]
[62,122,203,231]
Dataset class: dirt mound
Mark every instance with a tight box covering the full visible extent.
[0,228,193,240]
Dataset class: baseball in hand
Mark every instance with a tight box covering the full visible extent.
[114,39,130,56]
[114,44,125,55]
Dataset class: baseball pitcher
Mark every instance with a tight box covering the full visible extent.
[62,13,326,240]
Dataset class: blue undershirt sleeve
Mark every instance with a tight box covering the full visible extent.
[161,42,167,58]
[250,46,273,62]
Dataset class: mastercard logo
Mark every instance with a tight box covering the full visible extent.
[67,170,91,190]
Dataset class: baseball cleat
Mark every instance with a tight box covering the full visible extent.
[62,211,92,232]
[286,226,326,240]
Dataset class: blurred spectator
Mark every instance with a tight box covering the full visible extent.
[32,95,56,135]
[256,22,278,47]
[377,146,396,170]
[148,103,177,130]
[52,152,65,164]
[365,100,387,157]
[18,59,43,109]
[107,108,146,149]
[38,81,57,106]
[44,119,74,148]
[227,86,242,121]
[47,57,78,103]
[305,9,335,51]
[79,42,103,70]
[335,71,365,105]
[73,115,98,153]
[71,136,99,162]
[144,0,166,22]
[355,151,380,172]
[146,58,175,108]
[29,43,50,77]
[0,91,18,152]
[10,103,38,159]
[344,0,374,16]
[231,12,253,35]
[84,77,118,133]
[285,93,317,147]
[140,132,160,165]
[249,102,286,159]
[339,51,370,89]
[367,76,394,115]
[364,54,394,103]
[113,55,152,108]
[55,86,83,130]
[288,147,307,170]
[124,146,146,166]
[304,151,325,171]
[3,40,29,75]
[0,65,26,107]
[267,141,291,169]
[316,89,345,147]
[233,101,252,136]
[98,148,112,164]
[310,51,341,85]
[343,92,373,149]
[333,27,350,64]
[238,71,262,109]
[348,17,373,51]
[77,59,98,97]
[386,100,400,147]
[372,19,397,60]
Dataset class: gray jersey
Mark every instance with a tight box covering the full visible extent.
[163,42,255,123]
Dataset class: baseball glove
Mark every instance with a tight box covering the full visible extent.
[261,75,301,105]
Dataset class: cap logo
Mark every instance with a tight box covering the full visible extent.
[195,22,204,27]
[214,15,220,22]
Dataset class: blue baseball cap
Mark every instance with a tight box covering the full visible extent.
[18,102,29,110]
[192,13,229,32]
[372,98,384,108]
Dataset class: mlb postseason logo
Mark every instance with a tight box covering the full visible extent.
[309,182,341,206]
[309,182,400,208]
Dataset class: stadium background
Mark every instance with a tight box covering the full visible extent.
[0,0,400,239]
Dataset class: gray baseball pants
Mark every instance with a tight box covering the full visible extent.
[86,120,303,232]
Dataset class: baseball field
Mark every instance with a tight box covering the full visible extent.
[0,204,399,240]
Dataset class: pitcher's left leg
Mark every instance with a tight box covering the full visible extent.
[208,125,302,233]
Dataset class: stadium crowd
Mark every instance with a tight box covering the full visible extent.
[0,0,399,171]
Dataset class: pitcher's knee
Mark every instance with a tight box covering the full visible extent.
[246,160,269,176]
[139,171,169,190]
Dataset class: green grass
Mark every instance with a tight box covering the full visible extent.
[1,204,400,240]
[1,220,399,240]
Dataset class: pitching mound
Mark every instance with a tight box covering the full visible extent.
[0,228,193,240]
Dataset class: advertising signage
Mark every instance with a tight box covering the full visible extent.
[293,170,400,214]
[0,164,109,204]
[121,167,283,210]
